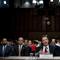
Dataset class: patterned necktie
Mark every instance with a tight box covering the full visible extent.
[45,46,48,53]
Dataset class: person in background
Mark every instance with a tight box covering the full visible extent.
[1,38,8,45]
[28,40,37,56]
[24,39,28,46]
[0,38,14,57]
[35,35,55,56]
[56,39,60,47]
[16,37,31,56]
[0,38,1,44]
[7,39,15,46]
[15,37,24,56]
[7,39,17,56]
[34,40,39,48]
[53,45,60,56]
[53,39,60,56]
[35,40,41,48]
[28,40,32,45]
[50,38,56,46]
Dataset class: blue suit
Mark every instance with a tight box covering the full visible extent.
[0,44,15,57]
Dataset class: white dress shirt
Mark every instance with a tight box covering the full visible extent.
[43,45,50,54]
[56,43,60,47]
[2,45,7,56]
[18,45,23,56]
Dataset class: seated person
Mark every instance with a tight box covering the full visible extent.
[15,37,31,56]
[0,38,15,57]
[35,35,55,56]
[53,45,60,56]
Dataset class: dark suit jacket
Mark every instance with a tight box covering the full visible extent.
[0,44,15,57]
[53,45,60,56]
[35,44,55,56]
[15,45,32,56]
[9,45,18,56]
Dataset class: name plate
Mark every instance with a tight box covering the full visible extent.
[39,54,53,59]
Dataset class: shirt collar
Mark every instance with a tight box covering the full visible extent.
[44,45,49,48]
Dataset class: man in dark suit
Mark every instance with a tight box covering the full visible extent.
[15,37,31,56]
[53,45,60,56]
[0,38,15,57]
[35,35,55,56]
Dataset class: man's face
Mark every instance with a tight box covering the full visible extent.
[2,38,7,44]
[42,37,49,46]
[28,40,32,45]
[25,40,28,45]
[52,39,55,43]
[18,37,24,45]
[57,40,60,43]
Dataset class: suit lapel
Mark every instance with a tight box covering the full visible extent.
[4,45,7,52]
[17,45,19,56]
[49,45,53,54]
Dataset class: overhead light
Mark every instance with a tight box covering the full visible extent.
[3,1,7,4]
[50,0,53,2]
[39,0,44,4]
[47,21,50,25]
[32,0,37,4]
[23,1,31,8]
[59,0,60,2]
